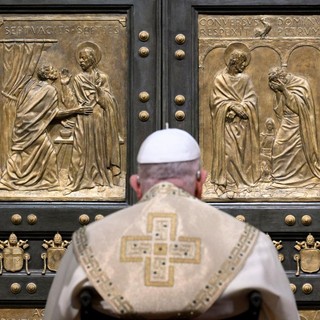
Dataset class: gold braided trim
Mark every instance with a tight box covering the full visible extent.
[73,227,134,316]
[184,223,258,315]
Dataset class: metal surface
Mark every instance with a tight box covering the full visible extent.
[199,13,320,202]
[0,0,320,317]
[0,13,128,202]
[164,0,320,310]
[0,0,161,313]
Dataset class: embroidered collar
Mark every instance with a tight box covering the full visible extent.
[141,182,193,202]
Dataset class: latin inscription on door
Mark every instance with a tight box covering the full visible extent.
[0,14,128,201]
[199,15,320,201]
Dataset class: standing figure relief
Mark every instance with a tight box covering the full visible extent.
[60,41,124,195]
[260,118,276,183]
[210,43,260,199]
[0,15,127,200]
[209,43,320,200]
[0,64,92,191]
[268,67,320,188]
[200,15,320,200]
[0,40,124,196]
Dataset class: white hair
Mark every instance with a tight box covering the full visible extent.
[138,159,200,195]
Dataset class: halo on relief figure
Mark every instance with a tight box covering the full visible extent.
[76,41,102,65]
[224,42,251,67]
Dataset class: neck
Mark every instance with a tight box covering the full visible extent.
[144,180,196,197]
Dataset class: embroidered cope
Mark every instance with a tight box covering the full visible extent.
[73,182,257,318]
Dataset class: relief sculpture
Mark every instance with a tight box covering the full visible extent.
[260,118,275,182]
[41,232,70,274]
[209,43,260,199]
[294,233,320,276]
[0,15,127,201]
[60,42,124,195]
[0,233,30,275]
[0,65,92,191]
[199,15,320,201]
[268,67,320,188]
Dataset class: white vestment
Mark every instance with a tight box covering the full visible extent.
[45,183,299,320]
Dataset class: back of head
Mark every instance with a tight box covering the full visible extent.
[136,128,201,195]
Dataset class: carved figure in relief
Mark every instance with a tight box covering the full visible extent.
[61,41,123,194]
[210,43,260,198]
[268,67,320,187]
[260,118,276,182]
[0,65,92,191]
[254,17,272,39]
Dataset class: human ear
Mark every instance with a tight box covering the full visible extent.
[130,174,143,200]
[195,169,207,199]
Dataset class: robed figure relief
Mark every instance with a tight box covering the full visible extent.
[210,43,260,199]
[0,65,92,191]
[260,118,276,182]
[200,14,320,201]
[0,15,127,200]
[268,67,320,188]
[60,41,124,195]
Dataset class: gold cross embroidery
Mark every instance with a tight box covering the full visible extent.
[120,213,201,287]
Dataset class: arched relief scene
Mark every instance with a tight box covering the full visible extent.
[0,14,128,201]
[199,14,320,201]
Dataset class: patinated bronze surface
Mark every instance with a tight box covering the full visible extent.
[0,309,44,319]
[0,233,30,274]
[0,14,127,201]
[294,233,320,276]
[199,15,320,201]
[41,232,70,274]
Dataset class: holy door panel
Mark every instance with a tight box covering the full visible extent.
[0,0,161,316]
[0,13,127,201]
[164,0,320,315]
[1,0,320,318]
[199,14,320,202]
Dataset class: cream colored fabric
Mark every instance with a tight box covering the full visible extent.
[45,183,299,320]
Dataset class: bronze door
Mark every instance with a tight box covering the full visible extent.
[164,1,320,318]
[0,0,320,318]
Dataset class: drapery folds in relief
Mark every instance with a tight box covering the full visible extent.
[0,70,60,190]
[62,41,123,194]
[268,67,320,187]
[210,43,260,198]
[0,15,127,201]
[0,65,93,191]
[0,42,49,174]
[199,14,320,201]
